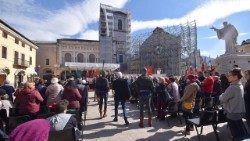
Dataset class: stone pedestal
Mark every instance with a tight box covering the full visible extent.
[215,52,250,74]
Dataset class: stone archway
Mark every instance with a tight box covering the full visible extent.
[89,54,96,63]
[14,69,25,87]
[65,53,72,62]
[77,53,84,62]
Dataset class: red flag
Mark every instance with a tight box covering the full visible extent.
[146,65,153,76]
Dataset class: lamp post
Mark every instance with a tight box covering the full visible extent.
[54,64,59,77]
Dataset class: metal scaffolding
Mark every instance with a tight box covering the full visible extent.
[129,21,198,74]
[130,20,197,60]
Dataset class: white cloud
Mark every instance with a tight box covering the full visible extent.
[201,32,249,40]
[1,0,250,41]
[132,0,250,32]
[201,36,218,39]
[239,32,248,36]
[79,30,99,40]
[200,51,209,56]
[0,0,129,41]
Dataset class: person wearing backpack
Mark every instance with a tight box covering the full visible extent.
[112,72,131,125]
[134,68,154,128]
[156,77,172,121]
[95,71,110,119]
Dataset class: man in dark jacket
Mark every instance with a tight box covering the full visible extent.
[77,79,89,119]
[112,72,131,125]
[134,68,154,128]
[95,71,109,119]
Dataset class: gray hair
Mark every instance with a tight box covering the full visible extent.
[4,80,10,84]
[116,72,122,78]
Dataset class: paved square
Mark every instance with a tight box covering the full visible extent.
[83,92,232,141]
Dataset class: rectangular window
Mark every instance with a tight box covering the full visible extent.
[30,47,32,51]
[29,57,32,65]
[45,59,49,65]
[2,46,7,59]
[108,22,113,25]
[119,54,123,63]
[22,42,25,47]
[107,15,113,19]
[2,31,7,38]
[14,51,18,64]
[21,54,25,66]
[21,54,25,61]
[15,38,19,44]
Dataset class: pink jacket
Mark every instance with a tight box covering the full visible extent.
[63,87,82,109]
[16,88,44,115]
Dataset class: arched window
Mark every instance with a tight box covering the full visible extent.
[65,53,72,62]
[77,53,84,62]
[89,54,95,63]
[118,19,122,30]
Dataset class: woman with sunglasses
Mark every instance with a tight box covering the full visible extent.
[219,68,247,140]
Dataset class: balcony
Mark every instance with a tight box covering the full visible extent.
[13,58,30,68]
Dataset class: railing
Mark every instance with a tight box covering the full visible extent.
[61,57,101,66]
[13,58,29,67]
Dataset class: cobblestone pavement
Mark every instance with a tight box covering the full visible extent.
[83,92,233,141]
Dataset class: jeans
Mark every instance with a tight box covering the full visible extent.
[227,118,248,139]
[139,94,152,118]
[114,100,127,118]
[99,93,108,112]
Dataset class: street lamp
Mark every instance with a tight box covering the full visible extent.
[54,64,59,76]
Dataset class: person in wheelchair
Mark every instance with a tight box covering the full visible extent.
[47,100,81,140]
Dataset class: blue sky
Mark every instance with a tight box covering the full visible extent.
[1,0,250,58]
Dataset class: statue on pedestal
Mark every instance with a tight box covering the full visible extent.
[211,22,238,54]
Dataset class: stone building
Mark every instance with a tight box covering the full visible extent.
[36,39,119,80]
[139,27,182,76]
[239,39,250,53]
[35,41,58,80]
[0,19,37,86]
[127,55,140,74]
[99,4,131,71]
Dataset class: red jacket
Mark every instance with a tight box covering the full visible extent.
[63,87,82,109]
[16,88,44,115]
[202,76,214,94]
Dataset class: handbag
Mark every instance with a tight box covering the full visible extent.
[182,101,193,111]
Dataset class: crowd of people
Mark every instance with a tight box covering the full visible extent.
[0,77,89,141]
[92,67,250,140]
[0,67,250,140]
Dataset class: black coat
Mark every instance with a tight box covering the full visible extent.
[244,82,250,117]
[95,77,109,93]
[213,80,222,97]
[112,78,131,101]
[156,84,172,103]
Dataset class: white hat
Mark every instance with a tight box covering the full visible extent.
[116,72,122,78]
[68,77,74,81]
[82,80,87,84]
[51,77,59,84]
